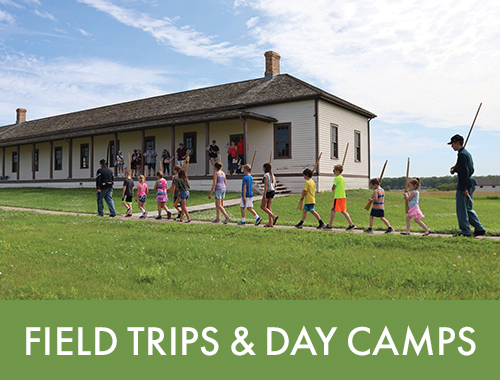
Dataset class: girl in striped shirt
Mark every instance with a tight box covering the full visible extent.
[364,178,394,234]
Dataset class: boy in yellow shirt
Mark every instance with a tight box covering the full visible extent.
[295,168,324,229]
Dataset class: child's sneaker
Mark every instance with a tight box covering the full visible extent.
[295,222,303,229]
[167,211,172,220]
[255,217,262,226]
[155,215,162,220]
[346,224,356,231]
[185,220,191,224]
[364,228,373,234]
[385,227,394,234]
[273,215,279,225]
[223,216,230,224]
[139,214,145,219]
[323,225,333,230]
[316,221,325,229]
[263,224,273,228]
[212,219,220,223]
[237,221,246,226]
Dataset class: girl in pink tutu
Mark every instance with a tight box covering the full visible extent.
[402,178,431,236]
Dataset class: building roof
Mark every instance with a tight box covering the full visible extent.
[476,178,500,186]
[0,74,376,147]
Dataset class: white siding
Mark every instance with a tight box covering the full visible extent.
[36,142,51,180]
[246,100,317,174]
[317,100,370,191]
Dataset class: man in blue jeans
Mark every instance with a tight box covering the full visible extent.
[448,134,485,237]
[96,159,116,217]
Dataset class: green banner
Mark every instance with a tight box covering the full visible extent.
[0,301,497,379]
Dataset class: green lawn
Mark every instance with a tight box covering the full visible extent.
[0,208,498,300]
[0,187,240,215]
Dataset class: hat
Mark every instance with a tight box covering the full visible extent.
[118,150,122,153]
[99,159,107,165]
[447,134,464,145]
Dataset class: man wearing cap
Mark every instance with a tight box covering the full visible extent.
[144,145,157,177]
[448,134,485,237]
[96,159,116,217]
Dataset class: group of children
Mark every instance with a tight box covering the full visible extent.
[295,164,431,235]
[120,161,430,235]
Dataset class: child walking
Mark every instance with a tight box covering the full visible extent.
[260,163,278,227]
[324,164,355,231]
[238,164,262,226]
[295,168,324,229]
[136,174,148,219]
[364,178,394,234]
[402,178,431,236]
[121,170,134,217]
[154,171,171,220]
[208,162,230,224]
[171,165,182,220]
[176,169,191,223]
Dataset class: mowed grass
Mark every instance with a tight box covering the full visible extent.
[0,209,499,300]
[0,187,240,215]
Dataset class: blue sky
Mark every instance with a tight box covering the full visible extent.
[1,0,499,177]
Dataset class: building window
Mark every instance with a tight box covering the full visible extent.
[54,147,63,170]
[331,124,338,159]
[12,152,18,173]
[184,132,197,164]
[354,131,361,162]
[145,137,155,151]
[34,149,39,172]
[274,123,291,159]
[81,144,89,169]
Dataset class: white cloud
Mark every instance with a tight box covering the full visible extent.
[0,9,15,24]
[35,9,56,21]
[246,16,259,28]
[77,0,259,64]
[235,0,500,132]
[0,53,173,125]
[76,27,92,37]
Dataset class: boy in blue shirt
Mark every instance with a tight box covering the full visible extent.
[238,164,262,226]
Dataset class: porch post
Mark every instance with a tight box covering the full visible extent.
[68,138,73,179]
[32,143,36,180]
[205,121,210,175]
[50,141,53,179]
[90,135,94,178]
[114,133,118,177]
[17,145,20,180]
[171,127,175,167]
[243,117,248,168]
[2,147,5,180]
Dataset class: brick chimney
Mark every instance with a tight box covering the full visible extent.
[16,108,27,124]
[264,51,281,80]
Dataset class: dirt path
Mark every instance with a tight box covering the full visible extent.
[1,205,498,240]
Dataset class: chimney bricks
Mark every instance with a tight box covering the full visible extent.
[16,108,27,124]
[264,51,281,80]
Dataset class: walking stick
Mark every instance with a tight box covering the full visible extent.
[364,160,388,210]
[452,103,482,172]
[269,150,273,165]
[342,143,349,168]
[404,158,410,213]
[297,153,322,210]
[251,150,257,168]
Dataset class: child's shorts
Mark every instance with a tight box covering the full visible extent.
[370,208,385,218]
[122,195,133,203]
[138,195,147,203]
[265,190,275,199]
[303,203,315,212]
[332,198,347,212]
[215,190,226,199]
[240,197,254,208]
[180,190,190,200]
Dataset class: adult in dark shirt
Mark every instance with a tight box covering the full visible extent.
[208,140,220,170]
[177,143,187,167]
[96,159,116,217]
[448,134,485,237]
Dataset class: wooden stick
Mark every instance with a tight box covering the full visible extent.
[364,160,388,210]
[269,151,273,165]
[341,143,349,168]
[405,157,410,213]
[464,102,482,147]
[251,150,257,168]
[297,153,322,210]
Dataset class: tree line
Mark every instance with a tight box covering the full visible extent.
[381,175,500,191]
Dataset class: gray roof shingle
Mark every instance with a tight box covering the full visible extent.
[0,74,376,147]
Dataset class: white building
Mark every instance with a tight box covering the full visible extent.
[0,52,376,193]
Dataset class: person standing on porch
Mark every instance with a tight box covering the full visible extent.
[96,159,116,217]
[208,140,220,171]
[177,143,187,167]
[227,140,238,175]
[144,145,157,177]
[237,137,245,173]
